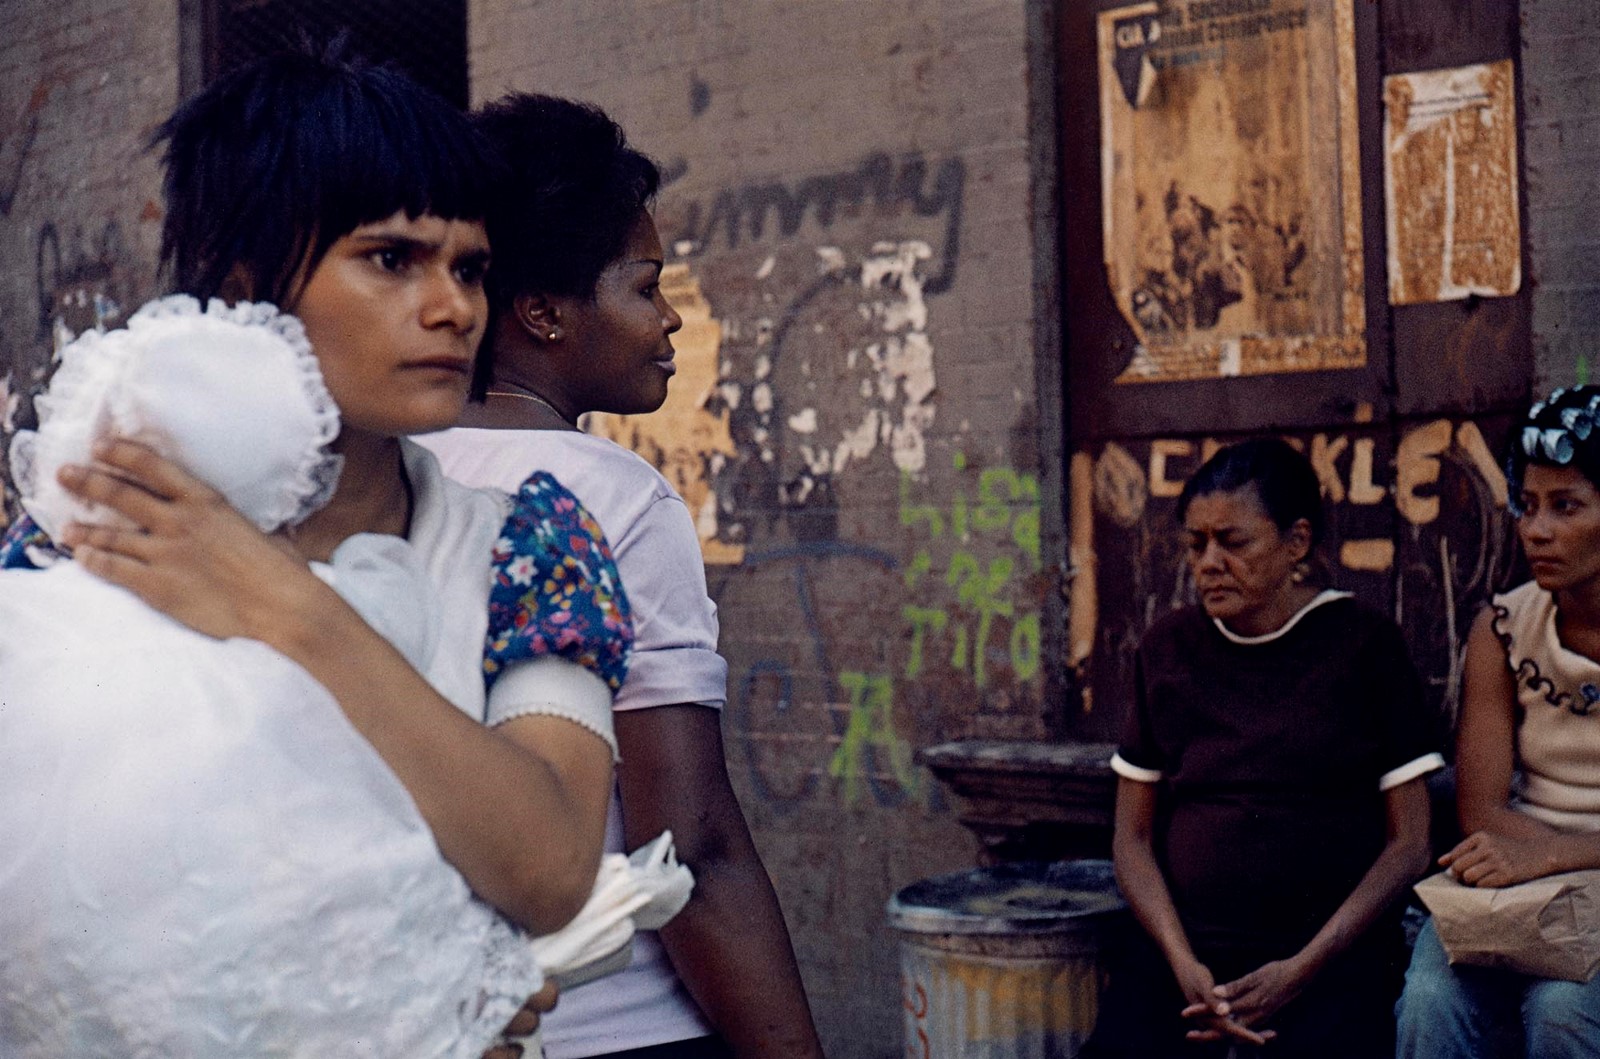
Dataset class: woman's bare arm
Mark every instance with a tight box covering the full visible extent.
[614,705,825,1059]
[1444,608,1600,885]
[59,439,611,933]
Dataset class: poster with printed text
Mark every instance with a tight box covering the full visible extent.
[1098,0,1366,383]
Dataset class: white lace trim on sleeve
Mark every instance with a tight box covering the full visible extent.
[487,655,618,761]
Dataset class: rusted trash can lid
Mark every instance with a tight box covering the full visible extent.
[887,859,1124,936]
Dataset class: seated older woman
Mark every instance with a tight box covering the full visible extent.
[1085,437,1442,1059]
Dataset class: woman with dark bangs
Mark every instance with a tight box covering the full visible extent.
[0,51,622,1057]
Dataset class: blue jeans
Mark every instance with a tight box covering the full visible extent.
[1396,918,1600,1059]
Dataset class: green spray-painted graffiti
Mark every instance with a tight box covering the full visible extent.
[898,454,1042,689]
[828,670,922,806]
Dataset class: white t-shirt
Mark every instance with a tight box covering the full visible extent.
[419,427,724,1056]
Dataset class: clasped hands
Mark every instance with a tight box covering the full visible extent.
[1174,954,1311,1047]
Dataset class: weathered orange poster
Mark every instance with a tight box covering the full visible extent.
[584,264,745,565]
[1384,61,1520,306]
[1098,0,1365,382]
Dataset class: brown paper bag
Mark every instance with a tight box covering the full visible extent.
[1414,869,1600,982]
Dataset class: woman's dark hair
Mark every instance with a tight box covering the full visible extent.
[1176,436,1326,547]
[471,93,661,305]
[153,46,500,307]
[1506,385,1600,506]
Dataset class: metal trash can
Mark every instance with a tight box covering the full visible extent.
[888,859,1126,1059]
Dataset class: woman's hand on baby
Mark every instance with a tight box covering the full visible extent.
[1172,955,1277,1047]
[56,437,315,642]
[1441,829,1563,888]
[481,981,559,1059]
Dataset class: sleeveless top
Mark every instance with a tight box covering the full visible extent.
[1493,580,1600,831]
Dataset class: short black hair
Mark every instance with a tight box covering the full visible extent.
[472,93,660,305]
[1507,385,1600,505]
[154,46,500,307]
[1176,436,1326,547]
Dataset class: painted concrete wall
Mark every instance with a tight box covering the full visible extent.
[470,1,1064,1053]
[0,0,176,490]
[1523,0,1600,391]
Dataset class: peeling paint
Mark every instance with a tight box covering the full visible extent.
[1384,61,1521,305]
[0,373,17,435]
[834,408,885,472]
[860,240,937,474]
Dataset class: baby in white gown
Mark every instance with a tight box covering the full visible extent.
[0,298,546,1058]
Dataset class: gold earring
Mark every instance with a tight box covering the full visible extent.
[1290,561,1310,584]
[545,326,563,342]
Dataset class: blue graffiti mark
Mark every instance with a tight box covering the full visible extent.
[732,543,925,810]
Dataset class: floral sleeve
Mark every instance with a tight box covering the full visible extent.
[0,513,61,570]
[483,471,633,694]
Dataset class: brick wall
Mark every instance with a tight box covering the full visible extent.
[0,0,175,472]
[1522,0,1600,391]
[470,1,1065,1053]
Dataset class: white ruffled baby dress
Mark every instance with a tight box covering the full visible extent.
[0,297,543,1058]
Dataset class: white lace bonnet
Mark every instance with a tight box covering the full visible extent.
[11,295,342,539]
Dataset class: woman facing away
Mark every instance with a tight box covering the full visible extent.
[0,52,625,1056]
[1083,437,1441,1059]
[1397,386,1600,1058]
[417,95,826,1059]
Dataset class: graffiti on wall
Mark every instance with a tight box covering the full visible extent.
[687,151,962,550]
[35,219,128,343]
[583,143,1051,810]
[726,449,1046,812]
[900,455,1043,691]
[667,150,964,296]
[0,79,54,220]
[589,216,955,564]
[0,76,146,524]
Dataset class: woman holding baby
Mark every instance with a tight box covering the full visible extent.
[0,48,624,1057]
